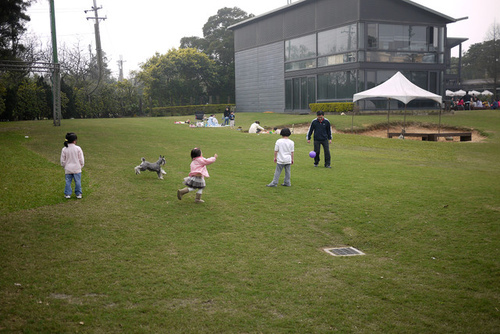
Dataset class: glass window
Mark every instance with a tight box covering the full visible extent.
[429,72,437,94]
[317,71,357,100]
[365,51,437,63]
[439,27,444,52]
[403,71,428,89]
[358,23,365,49]
[293,78,300,109]
[286,76,316,110]
[378,24,429,51]
[285,79,292,110]
[318,24,357,56]
[366,71,376,89]
[308,77,316,107]
[301,78,308,109]
[285,34,316,61]
[285,59,317,72]
[318,52,356,67]
[367,23,378,49]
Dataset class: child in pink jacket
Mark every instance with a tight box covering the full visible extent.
[60,132,85,199]
[177,148,217,203]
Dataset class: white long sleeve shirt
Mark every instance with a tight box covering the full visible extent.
[60,143,85,174]
[249,122,264,133]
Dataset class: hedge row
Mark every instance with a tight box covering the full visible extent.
[149,104,235,117]
[309,102,354,113]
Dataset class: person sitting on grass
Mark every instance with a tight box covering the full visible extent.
[249,121,264,133]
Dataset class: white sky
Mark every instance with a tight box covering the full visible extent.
[26,0,499,78]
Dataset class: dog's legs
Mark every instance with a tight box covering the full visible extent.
[134,166,141,175]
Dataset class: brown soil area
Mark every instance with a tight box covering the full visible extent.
[290,124,485,142]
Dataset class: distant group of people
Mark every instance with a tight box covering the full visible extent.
[205,106,236,127]
[451,91,499,110]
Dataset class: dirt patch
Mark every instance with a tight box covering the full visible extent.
[290,123,485,142]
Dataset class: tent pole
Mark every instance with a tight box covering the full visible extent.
[438,103,442,134]
[387,98,390,137]
[351,109,354,133]
[403,104,407,138]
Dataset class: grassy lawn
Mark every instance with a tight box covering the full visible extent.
[1,110,499,333]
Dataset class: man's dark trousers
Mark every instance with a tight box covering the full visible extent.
[314,139,331,167]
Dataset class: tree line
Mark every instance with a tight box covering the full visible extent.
[1,1,498,121]
[0,1,252,121]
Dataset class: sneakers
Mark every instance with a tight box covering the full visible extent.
[76,194,82,199]
[281,184,291,187]
[314,164,318,167]
[266,183,277,187]
[325,165,331,168]
[65,195,71,199]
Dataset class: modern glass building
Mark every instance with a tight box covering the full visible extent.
[228,0,466,112]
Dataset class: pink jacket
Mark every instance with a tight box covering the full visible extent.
[60,144,85,174]
[189,156,216,178]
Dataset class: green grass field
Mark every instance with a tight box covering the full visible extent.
[1,111,499,333]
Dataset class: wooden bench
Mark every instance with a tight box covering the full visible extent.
[388,132,472,141]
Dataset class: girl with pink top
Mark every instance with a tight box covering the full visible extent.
[60,132,85,199]
[177,148,217,203]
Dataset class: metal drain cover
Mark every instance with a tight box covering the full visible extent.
[323,247,364,257]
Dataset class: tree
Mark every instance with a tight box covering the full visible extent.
[462,23,500,98]
[113,79,141,117]
[0,0,33,60]
[13,77,50,120]
[203,7,252,65]
[180,36,208,53]
[180,7,253,104]
[138,48,217,106]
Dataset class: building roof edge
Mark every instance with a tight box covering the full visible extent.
[228,0,460,30]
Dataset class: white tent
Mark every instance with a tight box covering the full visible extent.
[353,72,443,136]
[482,90,493,96]
[353,71,442,105]
[446,90,455,97]
[454,90,466,96]
[470,90,481,96]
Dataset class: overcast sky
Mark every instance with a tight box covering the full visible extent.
[26,0,499,78]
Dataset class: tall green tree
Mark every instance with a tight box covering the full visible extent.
[462,23,500,98]
[180,7,253,104]
[13,78,49,120]
[138,48,217,106]
[0,0,33,59]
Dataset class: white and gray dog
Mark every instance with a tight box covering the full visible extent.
[134,155,166,179]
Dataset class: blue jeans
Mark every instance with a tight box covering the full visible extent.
[65,173,82,196]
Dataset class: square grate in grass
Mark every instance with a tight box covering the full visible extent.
[323,246,365,257]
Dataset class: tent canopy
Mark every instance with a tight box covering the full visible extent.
[353,71,442,105]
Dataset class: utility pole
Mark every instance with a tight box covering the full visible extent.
[49,0,61,126]
[85,0,106,83]
[118,55,126,81]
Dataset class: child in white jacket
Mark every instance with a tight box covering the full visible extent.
[60,132,85,199]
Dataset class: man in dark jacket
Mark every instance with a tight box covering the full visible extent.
[307,110,332,168]
[462,91,472,110]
